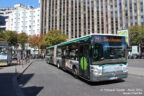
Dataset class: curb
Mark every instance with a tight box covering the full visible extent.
[128,73,144,77]
[17,61,33,79]
[12,60,33,96]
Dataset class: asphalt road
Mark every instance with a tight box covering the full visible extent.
[18,59,144,96]
[128,59,144,68]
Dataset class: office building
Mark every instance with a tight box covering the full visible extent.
[6,4,40,35]
[41,0,144,39]
[0,8,13,30]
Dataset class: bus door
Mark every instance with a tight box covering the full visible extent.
[61,47,66,68]
[79,44,90,79]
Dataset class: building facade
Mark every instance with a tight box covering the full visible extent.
[6,4,40,35]
[0,8,14,30]
[41,0,144,39]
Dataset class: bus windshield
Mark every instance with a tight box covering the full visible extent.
[92,37,127,65]
[103,46,125,59]
[0,46,8,55]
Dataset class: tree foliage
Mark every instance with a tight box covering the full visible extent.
[1,30,67,51]
[44,30,67,47]
[4,31,18,46]
[0,30,6,40]
[29,34,44,49]
[18,33,28,50]
[129,25,144,45]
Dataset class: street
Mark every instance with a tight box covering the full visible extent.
[18,59,144,96]
[128,59,144,68]
[0,59,33,96]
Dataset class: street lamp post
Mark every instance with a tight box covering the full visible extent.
[15,44,18,74]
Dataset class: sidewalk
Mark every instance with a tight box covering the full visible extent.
[128,66,144,77]
[0,59,33,96]
[0,60,32,73]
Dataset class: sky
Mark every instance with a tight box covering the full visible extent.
[0,0,39,8]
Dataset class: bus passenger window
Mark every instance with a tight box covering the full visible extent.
[57,48,62,57]
[70,50,75,60]
[70,49,78,61]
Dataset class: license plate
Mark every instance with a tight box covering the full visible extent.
[109,77,118,80]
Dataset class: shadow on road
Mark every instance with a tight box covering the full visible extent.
[18,74,34,86]
[80,78,125,86]
[0,73,17,96]
[18,73,43,96]
[22,86,43,96]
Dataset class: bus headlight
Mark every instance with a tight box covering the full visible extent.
[91,65,102,76]
[122,64,128,72]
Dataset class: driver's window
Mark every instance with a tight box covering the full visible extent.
[94,47,98,58]
[93,44,103,61]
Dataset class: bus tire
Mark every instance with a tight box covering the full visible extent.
[73,67,78,78]
[47,59,50,64]
[57,62,60,69]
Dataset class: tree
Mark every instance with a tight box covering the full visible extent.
[29,34,44,49]
[18,33,28,50]
[29,34,47,54]
[44,30,67,46]
[0,30,6,40]
[129,25,144,45]
[4,30,18,46]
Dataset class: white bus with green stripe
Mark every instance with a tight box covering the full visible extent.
[45,34,128,82]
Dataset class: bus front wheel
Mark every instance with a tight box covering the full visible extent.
[73,68,78,78]
[57,62,60,69]
[47,60,50,64]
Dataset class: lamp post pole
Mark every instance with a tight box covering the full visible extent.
[15,45,18,74]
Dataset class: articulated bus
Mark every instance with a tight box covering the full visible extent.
[0,40,12,66]
[45,34,128,82]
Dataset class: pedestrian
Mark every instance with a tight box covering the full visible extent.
[42,53,45,59]
[17,52,21,64]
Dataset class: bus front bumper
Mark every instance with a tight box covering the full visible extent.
[0,61,8,66]
[90,71,128,82]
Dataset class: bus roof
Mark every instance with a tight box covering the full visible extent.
[46,35,91,49]
[46,34,125,49]
[46,46,55,49]
[57,35,91,46]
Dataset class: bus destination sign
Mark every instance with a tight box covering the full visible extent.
[104,37,122,42]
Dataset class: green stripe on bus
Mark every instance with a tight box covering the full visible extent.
[80,57,88,71]
[46,46,55,49]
